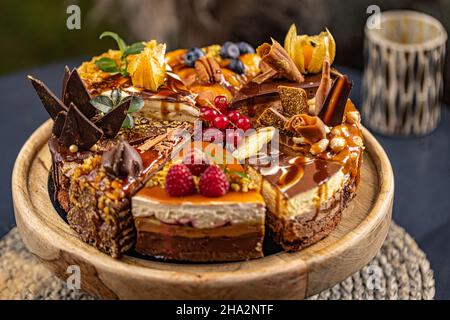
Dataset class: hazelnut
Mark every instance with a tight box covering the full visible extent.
[230,183,241,192]
[292,136,306,145]
[310,139,329,155]
[331,126,342,136]
[69,144,78,153]
[330,137,347,152]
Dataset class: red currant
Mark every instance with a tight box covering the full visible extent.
[200,106,210,114]
[213,115,229,130]
[214,95,229,112]
[236,116,251,131]
[227,110,241,123]
[202,108,218,122]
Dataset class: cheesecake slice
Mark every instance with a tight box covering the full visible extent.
[248,103,364,251]
[132,187,266,262]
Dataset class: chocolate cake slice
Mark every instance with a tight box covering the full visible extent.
[132,188,266,262]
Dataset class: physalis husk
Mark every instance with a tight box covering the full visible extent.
[284,24,336,74]
[127,40,166,91]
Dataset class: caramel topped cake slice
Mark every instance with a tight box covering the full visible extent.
[131,143,266,262]
[248,101,364,251]
[133,188,265,262]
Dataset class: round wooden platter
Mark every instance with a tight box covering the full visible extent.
[12,120,394,300]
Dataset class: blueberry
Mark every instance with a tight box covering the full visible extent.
[237,42,255,55]
[228,59,245,74]
[184,47,204,67]
[220,42,240,59]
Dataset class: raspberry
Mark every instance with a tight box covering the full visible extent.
[199,166,229,197]
[183,151,210,176]
[165,164,195,197]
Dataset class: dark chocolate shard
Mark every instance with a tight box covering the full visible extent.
[102,139,143,179]
[59,103,103,149]
[63,69,96,119]
[94,99,130,138]
[318,75,353,127]
[28,75,68,119]
[52,111,67,137]
[61,66,71,99]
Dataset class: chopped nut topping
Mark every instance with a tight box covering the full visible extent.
[330,137,347,152]
[346,111,360,125]
[353,136,364,147]
[310,138,329,155]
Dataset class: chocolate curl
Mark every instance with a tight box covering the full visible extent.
[95,99,130,138]
[102,139,144,179]
[253,39,304,84]
[318,75,353,127]
[284,114,327,144]
[59,103,103,149]
[28,75,68,119]
[311,36,333,115]
[63,68,96,118]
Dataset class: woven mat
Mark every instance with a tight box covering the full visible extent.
[0,222,435,300]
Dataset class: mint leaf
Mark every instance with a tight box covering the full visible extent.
[124,42,145,56]
[95,57,119,73]
[110,89,122,106]
[90,95,113,113]
[128,96,144,113]
[99,31,127,54]
[122,114,134,129]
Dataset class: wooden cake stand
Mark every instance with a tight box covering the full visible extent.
[12,120,394,299]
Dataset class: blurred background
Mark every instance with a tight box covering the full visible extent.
[0,0,449,299]
[1,0,449,103]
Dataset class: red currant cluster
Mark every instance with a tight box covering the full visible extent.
[200,95,251,147]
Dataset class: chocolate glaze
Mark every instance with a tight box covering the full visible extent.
[231,73,328,106]
[256,156,342,198]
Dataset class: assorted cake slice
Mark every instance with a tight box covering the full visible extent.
[28,25,365,262]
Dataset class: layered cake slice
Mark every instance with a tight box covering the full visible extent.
[132,144,266,261]
[133,189,265,261]
[248,102,364,250]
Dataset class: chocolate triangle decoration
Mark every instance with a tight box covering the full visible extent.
[59,103,103,149]
[28,75,68,119]
[95,99,130,138]
[63,69,96,119]
[52,111,67,137]
[318,75,352,127]
[61,66,71,99]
